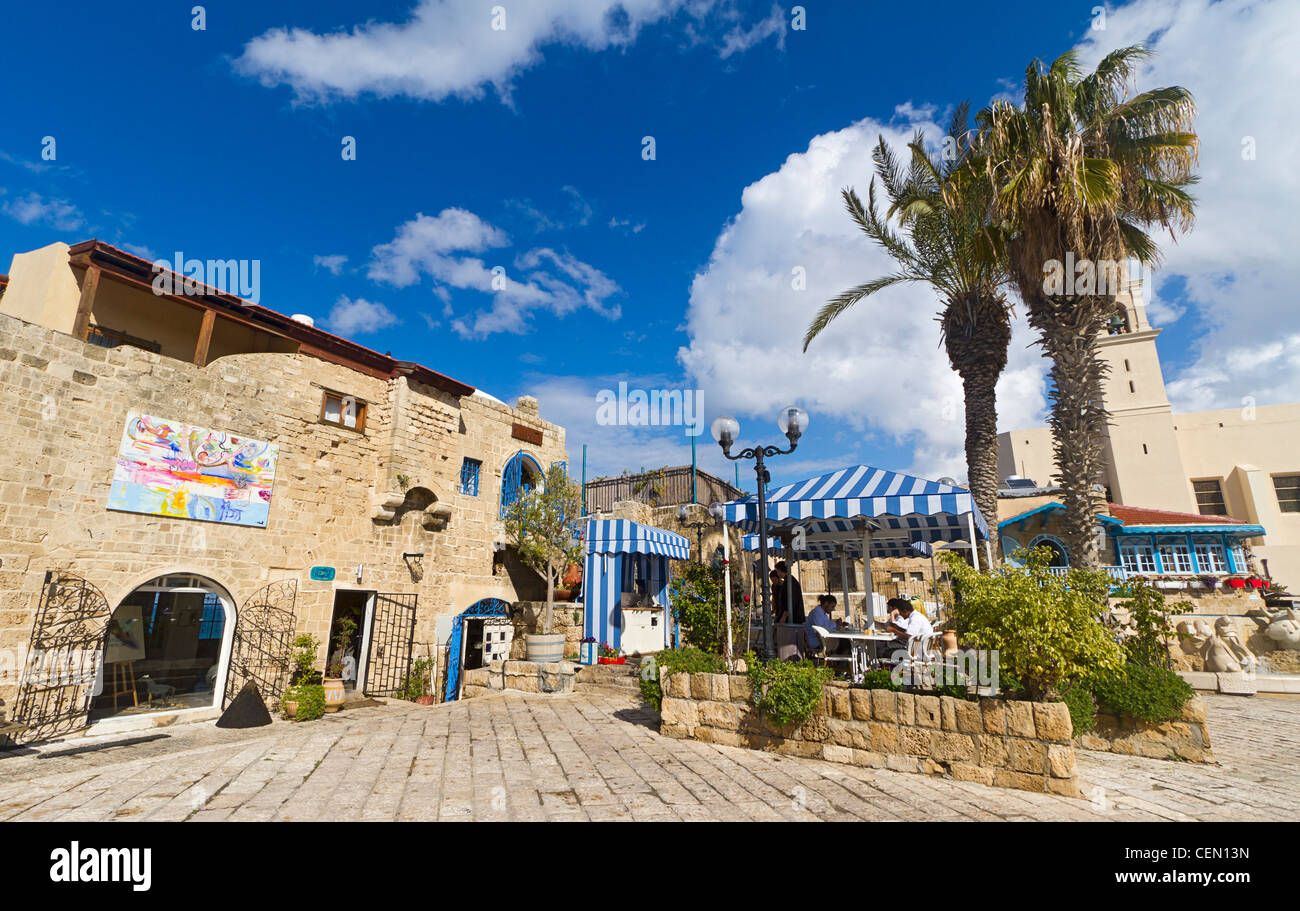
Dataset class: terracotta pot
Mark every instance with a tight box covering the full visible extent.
[415,695,436,706]
[322,677,345,712]
[554,588,577,602]
[562,562,582,588]
[940,630,959,656]
[282,699,299,719]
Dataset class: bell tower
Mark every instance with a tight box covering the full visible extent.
[1095,272,1197,512]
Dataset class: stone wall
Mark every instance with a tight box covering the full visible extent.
[659,672,1082,797]
[461,659,579,698]
[0,310,567,710]
[1074,696,1214,763]
[508,601,585,658]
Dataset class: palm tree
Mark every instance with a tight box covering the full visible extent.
[805,106,1012,562]
[975,46,1197,567]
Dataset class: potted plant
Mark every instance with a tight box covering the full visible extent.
[503,463,584,663]
[281,683,325,721]
[397,657,436,704]
[323,617,356,713]
[1200,575,1218,590]
[1227,577,1247,589]
[579,636,599,665]
[597,643,624,665]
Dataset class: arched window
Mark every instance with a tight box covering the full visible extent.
[500,451,543,518]
[1028,534,1070,567]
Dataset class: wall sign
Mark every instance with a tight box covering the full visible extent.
[309,566,336,582]
[511,422,544,445]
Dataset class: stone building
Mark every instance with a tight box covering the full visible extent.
[0,240,568,742]
[998,276,1300,588]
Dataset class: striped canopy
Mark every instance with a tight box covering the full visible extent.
[584,518,691,559]
[725,464,989,559]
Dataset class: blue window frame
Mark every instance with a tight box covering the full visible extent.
[500,451,542,518]
[460,458,482,496]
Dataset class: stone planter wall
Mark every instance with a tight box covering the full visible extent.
[1074,696,1214,763]
[659,672,1082,797]
[461,660,579,699]
[509,602,585,659]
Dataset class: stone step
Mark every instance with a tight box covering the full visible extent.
[576,675,641,692]
[575,683,646,702]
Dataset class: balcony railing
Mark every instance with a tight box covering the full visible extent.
[1044,565,1128,580]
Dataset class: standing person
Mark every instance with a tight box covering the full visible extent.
[774,561,805,624]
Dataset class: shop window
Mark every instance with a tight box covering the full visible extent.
[460,458,482,496]
[320,391,366,431]
[1274,475,1300,513]
[1193,479,1228,516]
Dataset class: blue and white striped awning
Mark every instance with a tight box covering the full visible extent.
[584,518,690,559]
[724,464,989,558]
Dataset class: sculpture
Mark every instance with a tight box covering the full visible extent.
[1249,606,1300,649]
[1202,617,1258,673]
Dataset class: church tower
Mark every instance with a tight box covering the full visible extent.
[1095,273,1198,512]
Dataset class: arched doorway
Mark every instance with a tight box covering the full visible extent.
[91,573,235,721]
[1029,535,1070,568]
[444,598,513,702]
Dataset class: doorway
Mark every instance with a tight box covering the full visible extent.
[327,590,372,694]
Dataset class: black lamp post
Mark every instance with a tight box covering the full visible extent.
[677,502,723,562]
[711,406,809,662]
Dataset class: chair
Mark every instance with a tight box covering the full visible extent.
[812,626,854,677]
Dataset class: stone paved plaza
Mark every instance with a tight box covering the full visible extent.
[0,692,1297,822]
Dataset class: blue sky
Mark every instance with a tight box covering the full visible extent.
[2,0,1295,495]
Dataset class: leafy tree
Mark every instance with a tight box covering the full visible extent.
[944,545,1124,700]
[504,463,584,635]
[806,106,1012,561]
[975,47,1198,565]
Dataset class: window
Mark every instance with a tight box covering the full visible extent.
[1157,540,1194,573]
[460,458,482,496]
[1194,543,1227,574]
[1193,479,1228,516]
[1275,475,1300,513]
[1121,544,1158,574]
[500,451,542,518]
[320,391,366,431]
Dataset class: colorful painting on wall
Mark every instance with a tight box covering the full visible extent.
[107,412,278,527]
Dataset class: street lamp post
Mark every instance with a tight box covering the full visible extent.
[677,502,724,562]
[711,406,809,663]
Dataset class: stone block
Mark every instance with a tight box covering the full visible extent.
[900,727,931,756]
[867,722,898,753]
[992,769,1047,793]
[774,739,822,759]
[822,744,853,765]
[1179,696,1207,723]
[950,763,996,786]
[660,697,698,728]
[980,735,1010,768]
[1005,701,1036,738]
[930,731,977,763]
[1046,744,1076,779]
[660,723,689,739]
[940,695,958,731]
[955,700,983,735]
[799,714,830,743]
[700,700,738,729]
[729,674,753,703]
[828,686,851,720]
[850,688,873,721]
[691,674,711,700]
[885,754,921,774]
[980,698,1005,734]
[708,673,730,703]
[1033,702,1073,742]
[709,728,743,748]
[871,689,896,723]
[1009,738,1047,774]
[1045,777,1083,799]
[668,673,691,699]
[735,705,764,734]
[914,695,941,729]
[895,692,916,726]
[1177,670,1218,691]
[851,749,885,769]
[1216,672,1256,695]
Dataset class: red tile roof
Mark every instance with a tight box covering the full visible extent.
[1107,503,1245,526]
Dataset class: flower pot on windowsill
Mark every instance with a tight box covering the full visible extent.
[1227,578,1247,589]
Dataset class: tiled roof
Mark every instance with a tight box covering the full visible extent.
[1107,503,1245,526]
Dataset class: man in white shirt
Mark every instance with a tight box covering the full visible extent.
[878,597,933,660]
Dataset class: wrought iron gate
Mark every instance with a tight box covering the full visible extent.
[6,571,113,746]
[223,579,298,707]
[364,592,417,696]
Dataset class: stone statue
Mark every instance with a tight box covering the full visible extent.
[1202,616,1257,674]
[1249,606,1300,649]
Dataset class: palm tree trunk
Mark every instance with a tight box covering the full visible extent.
[960,370,1001,566]
[1030,296,1111,569]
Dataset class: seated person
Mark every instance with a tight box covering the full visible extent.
[804,594,846,653]
[875,597,933,661]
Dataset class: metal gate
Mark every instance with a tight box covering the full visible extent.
[363,592,417,696]
[5,571,113,746]
[223,579,298,707]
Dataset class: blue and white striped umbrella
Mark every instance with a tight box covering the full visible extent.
[584,518,690,559]
[725,464,989,559]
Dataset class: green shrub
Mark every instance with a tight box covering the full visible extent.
[944,547,1124,700]
[1110,581,1189,667]
[284,684,325,722]
[858,669,901,692]
[669,563,745,655]
[640,647,727,711]
[1059,679,1097,734]
[1091,662,1194,723]
[289,633,322,686]
[933,683,969,700]
[749,660,831,727]
[395,657,434,702]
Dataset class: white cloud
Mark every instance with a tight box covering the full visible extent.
[2,191,83,231]
[1068,0,1300,414]
[234,0,785,105]
[677,112,1049,481]
[313,253,348,275]
[718,3,786,59]
[368,208,622,338]
[324,295,402,336]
